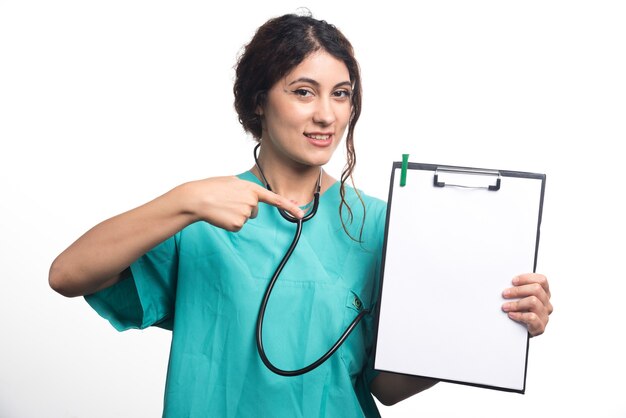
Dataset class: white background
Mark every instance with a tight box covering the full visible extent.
[1,1,624,417]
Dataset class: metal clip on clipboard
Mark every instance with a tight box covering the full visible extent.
[433,167,501,191]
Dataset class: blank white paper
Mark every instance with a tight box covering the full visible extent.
[374,164,544,392]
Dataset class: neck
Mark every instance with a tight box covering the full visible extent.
[252,146,335,206]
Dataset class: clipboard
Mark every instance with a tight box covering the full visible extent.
[373,161,546,393]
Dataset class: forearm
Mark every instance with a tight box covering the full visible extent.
[49,176,304,298]
[370,372,438,406]
[49,184,196,297]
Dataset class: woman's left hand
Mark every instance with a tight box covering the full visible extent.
[502,273,553,336]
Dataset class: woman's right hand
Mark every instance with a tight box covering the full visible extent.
[182,176,304,231]
[49,176,303,297]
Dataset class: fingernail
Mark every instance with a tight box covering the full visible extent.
[502,303,511,312]
[508,312,520,321]
[502,289,511,297]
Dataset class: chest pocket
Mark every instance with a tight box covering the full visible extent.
[225,209,378,377]
[258,279,372,377]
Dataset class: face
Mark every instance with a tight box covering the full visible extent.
[258,50,352,170]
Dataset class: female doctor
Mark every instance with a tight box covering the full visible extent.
[49,11,553,418]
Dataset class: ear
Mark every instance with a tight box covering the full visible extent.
[254,91,267,117]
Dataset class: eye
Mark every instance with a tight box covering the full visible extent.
[333,89,352,99]
[292,88,313,97]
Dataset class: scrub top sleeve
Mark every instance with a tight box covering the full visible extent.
[363,306,381,388]
[364,198,388,387]
[362,251,382,389]
[84,235,179,331]
[364,353,381,389]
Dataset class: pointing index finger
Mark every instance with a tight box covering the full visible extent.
[254,186,304,219]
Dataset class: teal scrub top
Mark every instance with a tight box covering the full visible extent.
[86,171,388,418]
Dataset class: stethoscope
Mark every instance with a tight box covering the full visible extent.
[253,143,370,376]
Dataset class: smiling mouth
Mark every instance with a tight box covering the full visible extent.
[305,133,332,140]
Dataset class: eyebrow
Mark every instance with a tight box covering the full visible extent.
[287,77,352,89]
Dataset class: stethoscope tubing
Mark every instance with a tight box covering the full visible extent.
[252,144,369,376]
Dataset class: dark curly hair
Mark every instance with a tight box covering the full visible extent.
[233,12,365,240]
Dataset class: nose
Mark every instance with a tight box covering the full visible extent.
[313,97,336,126]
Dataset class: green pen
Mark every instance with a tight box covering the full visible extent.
[400,154,409,187]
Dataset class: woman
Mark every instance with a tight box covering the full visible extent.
[49,12,553,417]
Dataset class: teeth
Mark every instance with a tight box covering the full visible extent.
[306,134,331,140]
